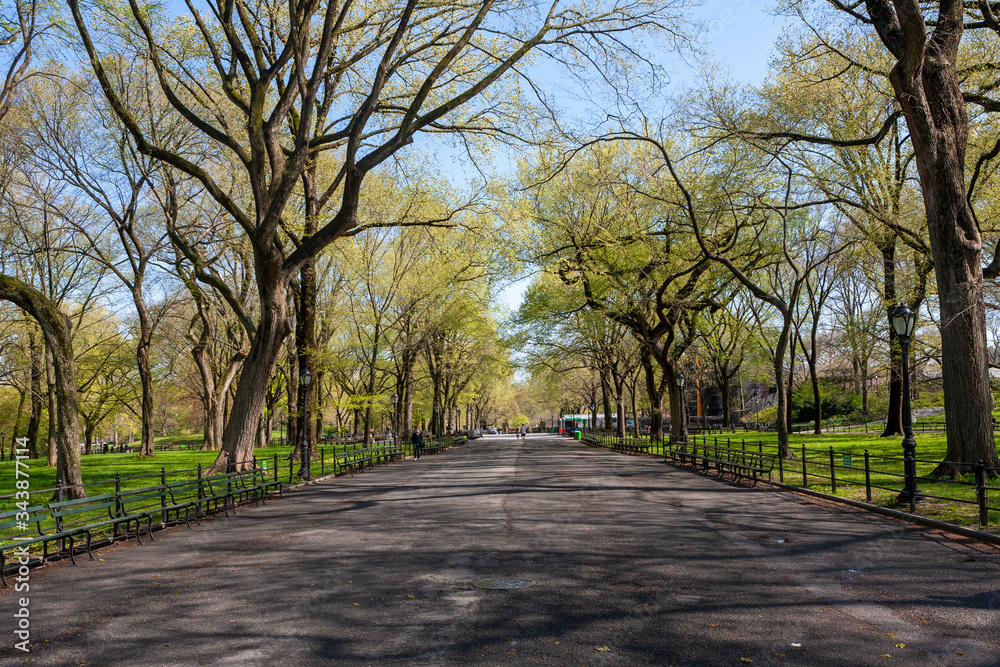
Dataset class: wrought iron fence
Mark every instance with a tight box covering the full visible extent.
[578,429,1000,530]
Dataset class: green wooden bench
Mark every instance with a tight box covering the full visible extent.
[619,439,651,455]
[118,484,199,535]
[198,475,240,517]
[677,444,776,487]
[48,494,143,561]
[0,505,70,586]
[423,440,451,455]
[1,465,285,587]
[239,468,283,501]
[163,479,208,526]
[337,446,400,474]
[717,450,775,486]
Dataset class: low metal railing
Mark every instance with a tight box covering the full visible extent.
[578,429,1000,530]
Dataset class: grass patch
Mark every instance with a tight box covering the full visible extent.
[0,432,424,547]
[595,429,1000,533]
[0,431,390,517]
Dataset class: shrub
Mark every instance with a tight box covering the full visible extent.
[792,381,861,423]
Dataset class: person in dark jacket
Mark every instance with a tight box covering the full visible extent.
[411,429,423,460]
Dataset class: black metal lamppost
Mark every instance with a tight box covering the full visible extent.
[298,368,313,480]
[891,304,923,509]
[1,432,5,461]
[676,373,687,443]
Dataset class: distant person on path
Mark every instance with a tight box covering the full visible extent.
[519,425,527,441]
[411,429,423,460]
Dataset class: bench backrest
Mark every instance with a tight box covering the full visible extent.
[0,505,50,539]
[242,469,270,485]
[204,472,242,494]
[49,494,118,530]
[119,485,170,514]
[166,479,204,503]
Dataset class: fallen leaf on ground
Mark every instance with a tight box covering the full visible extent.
[595,646,610,652]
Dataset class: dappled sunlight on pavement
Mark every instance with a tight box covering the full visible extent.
[2,436,998,665]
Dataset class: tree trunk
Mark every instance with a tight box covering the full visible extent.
[215,279,292,472]
[11,385,26,459]
[313,371,323,443]
[774,319,793,459]
[287,351,299,453]
[27,329,41,459]
[201,405,213,452]
[364,405,373,444]
[786,337,796,435]
[45,345,57,467]
[193,333,218,450]
[600,370,613,431]
[880,239,904,437]
[629,384,638,436]
[134,296,156,457]
[720,374,731,428]
[861,362,870,416]
[0,275,85,496]
[296,252,318,454]
[809,348,821,435]
[874,4,999,475]
[404,353,414,435]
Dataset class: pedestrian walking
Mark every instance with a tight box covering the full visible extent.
[411,429,423,460]
[519,424,527,441]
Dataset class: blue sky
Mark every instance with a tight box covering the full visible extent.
[685,2,789,85]
[498,2,790,311]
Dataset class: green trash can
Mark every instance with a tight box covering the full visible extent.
[573,430,582,440]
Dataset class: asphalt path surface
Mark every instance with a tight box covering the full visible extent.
[2,434,999,666]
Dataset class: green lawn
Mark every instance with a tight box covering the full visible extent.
[595,428,1000,533]
[0,431,398,518]
[0,432,426,548]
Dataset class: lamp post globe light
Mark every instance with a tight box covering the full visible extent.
[298,368,313,480]
[891,304,923,508]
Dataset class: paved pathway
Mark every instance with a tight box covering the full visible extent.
[2,435,999,666]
